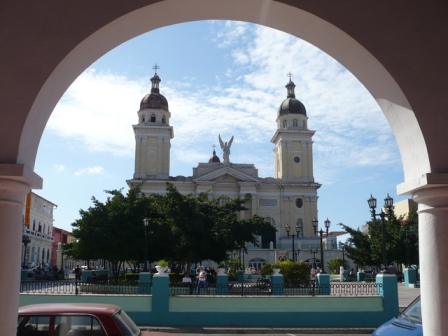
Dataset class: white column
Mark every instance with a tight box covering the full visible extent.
[0,179,30,334]
[413,186,448,336]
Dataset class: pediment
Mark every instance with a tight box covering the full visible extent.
[194,166,259,183]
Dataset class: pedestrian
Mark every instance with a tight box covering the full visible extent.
[310,267,316,280]
[349,268,355,278]
[182,273,193,295]
[74,265,82,282]
[196,266,209,295]
[64,267,69,280]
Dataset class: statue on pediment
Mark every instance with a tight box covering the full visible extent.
[219,134,234,164]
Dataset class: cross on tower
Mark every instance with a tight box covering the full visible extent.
[287,72,294,81]
[153,63,160,74]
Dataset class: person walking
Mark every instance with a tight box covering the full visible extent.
[74,265,82,282]
[196,266,209,295]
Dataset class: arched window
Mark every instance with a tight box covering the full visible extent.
[293,119,298,127]
[162,116,166,124]
[283,120,288,128]
[141,116,145,123]
[296,218,304,237]
[249,258,267,272]
[150,113,156,122]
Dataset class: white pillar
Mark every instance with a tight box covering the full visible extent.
[0,164,41,336]
[0,179,30,334]
[413,186,448,336]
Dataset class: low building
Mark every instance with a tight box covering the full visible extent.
[21,192,56,268]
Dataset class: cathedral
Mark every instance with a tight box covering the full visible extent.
[127,68,334,269]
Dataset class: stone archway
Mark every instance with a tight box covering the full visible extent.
[2,2,448,335]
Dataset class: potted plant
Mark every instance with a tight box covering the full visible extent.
[217,262,226,275]
[272,262,282,275]
[155,260,169,276]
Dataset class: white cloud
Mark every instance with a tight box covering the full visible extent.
[74,165,105,177]
[53,164,65,172]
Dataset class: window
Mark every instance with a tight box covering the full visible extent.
[141,116,145,123]
[249,258,267,272]
[150,113,156,122]
[17,315,51,336]
[162,116,166,124]
[283,120,287,128]
[293,119,298,127]
[113,309,140,336]
[68,315,105,335]
[296,218,304,237]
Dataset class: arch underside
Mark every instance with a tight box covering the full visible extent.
[3,0,445,192]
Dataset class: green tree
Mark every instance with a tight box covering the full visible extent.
[153,183,277,269]
[70,183,277,277]
[71,187,155,279]
[327,257,345,274]
[339,223,375,269]
[340,206,419,270]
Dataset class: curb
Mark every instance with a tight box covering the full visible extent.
[140,326,375,334]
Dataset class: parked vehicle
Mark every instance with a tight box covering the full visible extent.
[18,303,153,336]
[372,295,422,335]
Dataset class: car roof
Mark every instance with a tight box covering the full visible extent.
[19,303,120,315]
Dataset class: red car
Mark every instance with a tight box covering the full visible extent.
[17,303,153,336]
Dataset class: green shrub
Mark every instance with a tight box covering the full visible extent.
[261,263,273,277]
[158,260,169,267]
[119,273,139,284]
[227,258,241,281]
[269,260,311,284]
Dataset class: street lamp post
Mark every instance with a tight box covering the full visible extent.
[285,222,301,262]
[401,224,415,267]
[310,246,318,269]
[22,235,31,269]
[368,194,394,272]
[318,218,331,273]
[339,241,345,268]
[143,218,149,272]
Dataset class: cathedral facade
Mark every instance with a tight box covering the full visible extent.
[127,69,329,269]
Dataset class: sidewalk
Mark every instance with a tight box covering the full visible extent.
[397,282,420,308]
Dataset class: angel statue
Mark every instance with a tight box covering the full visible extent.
[219,134,234,164]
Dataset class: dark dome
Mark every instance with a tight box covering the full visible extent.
[278,97,307,116]
[209,150,221,163]
[140,69,168,110]
[140,93,168,110]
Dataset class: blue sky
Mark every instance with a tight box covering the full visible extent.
[35,20,406,237]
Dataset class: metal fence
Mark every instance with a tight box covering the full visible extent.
[20,280,381,297]
[169,281,382,297]
[20,280,151,295]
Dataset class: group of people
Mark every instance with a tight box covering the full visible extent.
[182,265,210,295]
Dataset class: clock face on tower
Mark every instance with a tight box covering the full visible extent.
[294,156,301,163]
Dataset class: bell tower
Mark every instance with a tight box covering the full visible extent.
[271,73,315,182]
[271,73,320,238]
[132,65,173,180]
